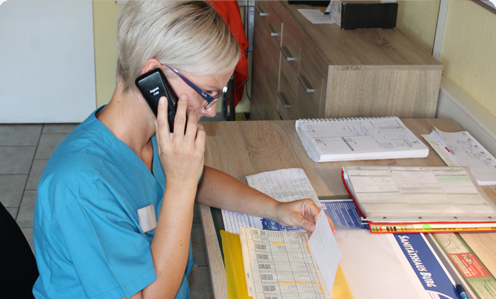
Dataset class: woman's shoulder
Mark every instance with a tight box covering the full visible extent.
[37,119,118,200]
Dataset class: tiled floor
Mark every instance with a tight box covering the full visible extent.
[0,123,213,298]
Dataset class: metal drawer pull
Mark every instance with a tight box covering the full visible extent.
[278,92,291,108]
[299,75,314,93]
[281,46,295,61]
[255,5,267,16]
[267,24,279,36]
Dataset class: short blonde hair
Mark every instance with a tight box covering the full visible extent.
[116,0,240,92]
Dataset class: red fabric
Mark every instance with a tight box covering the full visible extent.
[210,0,249,106]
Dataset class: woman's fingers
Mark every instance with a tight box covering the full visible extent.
[172,95,188,136]
[184,108,198,140]
[155,96,171,155]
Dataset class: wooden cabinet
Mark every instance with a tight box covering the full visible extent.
[251,0,443,120]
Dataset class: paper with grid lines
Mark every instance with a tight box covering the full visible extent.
[221,168,321,234]
[296,117,428,162]
[239,227,332,299]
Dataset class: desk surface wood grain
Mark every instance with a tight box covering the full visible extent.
[203,119,464,196]
[200,119,496,298]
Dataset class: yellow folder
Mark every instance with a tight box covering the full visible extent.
[220,230,353,299]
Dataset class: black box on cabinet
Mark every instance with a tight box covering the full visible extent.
[330,1,398,30]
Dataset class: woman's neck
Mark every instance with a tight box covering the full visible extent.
[97,82,156,168]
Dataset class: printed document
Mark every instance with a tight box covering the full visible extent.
[239,211,340,299]
[298,9,334,24]
[222,169,320,234]
[422,128,496,185]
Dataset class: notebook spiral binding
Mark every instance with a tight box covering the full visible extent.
[297,116,395,123]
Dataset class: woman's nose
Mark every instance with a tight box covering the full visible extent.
[203,105,217,118]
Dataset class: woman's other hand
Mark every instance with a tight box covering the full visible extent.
[273,199,336,234]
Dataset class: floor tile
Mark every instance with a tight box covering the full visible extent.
[43,123,79,134]
[0,124,42,146]
[21,228,34,253]
[0,174,28,207]
[188,265,213,299]
[17,190,37,228]
[26,159,49,190]
[191,223,208,266]
[6,207,18,219]
[0,146,36,174]
[34,133,69,160]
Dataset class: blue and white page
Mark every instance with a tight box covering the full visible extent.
[221,168,320,234]
[320,199,369,229]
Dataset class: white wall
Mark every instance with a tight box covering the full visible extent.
[0,0,96,123]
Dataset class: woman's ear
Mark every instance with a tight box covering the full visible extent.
[140,59,162,75]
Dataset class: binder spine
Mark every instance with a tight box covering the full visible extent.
[341,168,366,219]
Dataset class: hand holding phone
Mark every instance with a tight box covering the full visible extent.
[135,68,179,132]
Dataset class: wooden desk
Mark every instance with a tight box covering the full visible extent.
[199,119,496,298]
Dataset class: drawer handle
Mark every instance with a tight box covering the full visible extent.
[278,92,291,108]
[281,46,295,61]
[298,75,314,93]
[267,24,279,37]
[255,5,267,16]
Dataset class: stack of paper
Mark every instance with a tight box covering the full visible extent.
[295,117,429,162]
[422,128,496,185]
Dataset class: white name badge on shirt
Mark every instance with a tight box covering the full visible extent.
[138,204,157,233]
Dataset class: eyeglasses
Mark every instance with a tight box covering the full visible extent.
[161,64,221,109]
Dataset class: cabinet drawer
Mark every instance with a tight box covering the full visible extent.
[300,42,328,80]
[280,47,299,95]
[255,1,282,46]
[297,59,324,111]
[296,77,323,120]
[277,72,298,120]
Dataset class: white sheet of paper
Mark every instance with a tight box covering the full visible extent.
[335,226,424,299]
[298,9,334,24]
[222,168,320,234]
[435,129,496,185]
[308,210,342,294]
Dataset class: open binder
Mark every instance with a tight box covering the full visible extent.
[341,166,496,233]
[295,117,429,162]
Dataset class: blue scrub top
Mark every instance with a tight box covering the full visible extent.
[33,107,193,299]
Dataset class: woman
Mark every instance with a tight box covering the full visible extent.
[33,1,333,298]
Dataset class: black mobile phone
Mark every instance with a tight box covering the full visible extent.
[135,68,178,132]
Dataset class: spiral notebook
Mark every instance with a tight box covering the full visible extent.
[295,117,429,162]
